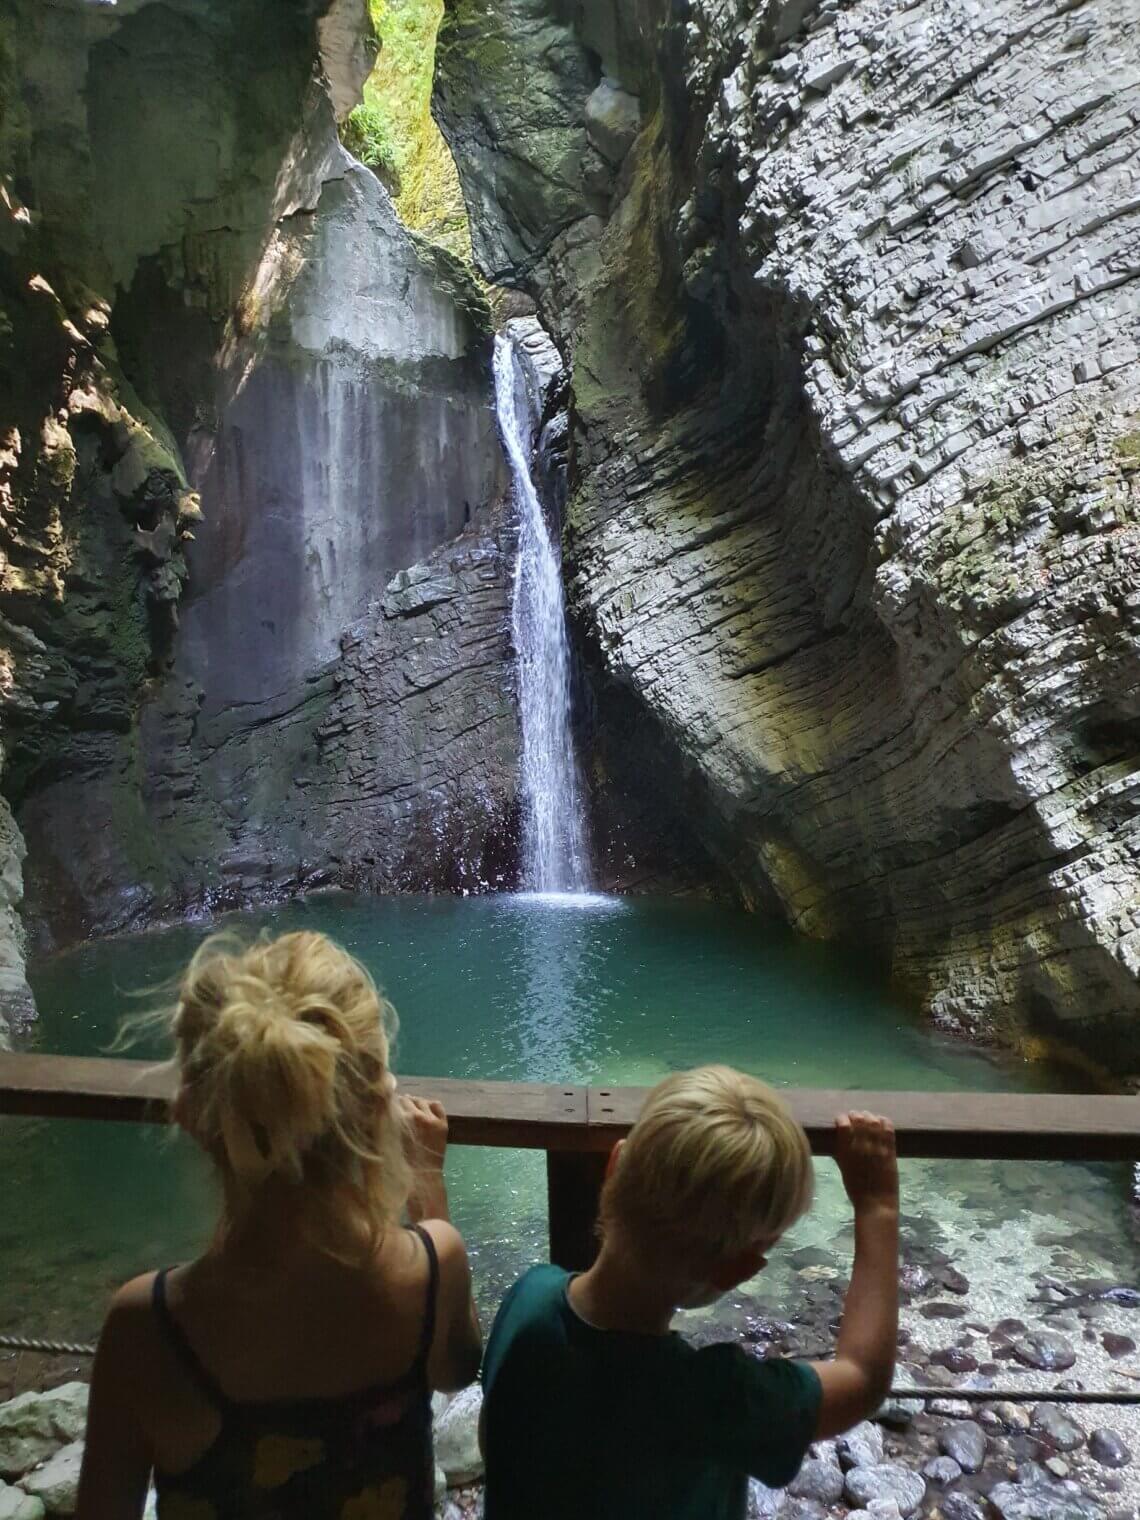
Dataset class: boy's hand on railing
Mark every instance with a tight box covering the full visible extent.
[834,1111,898,1213]
[401,1095,449,1171]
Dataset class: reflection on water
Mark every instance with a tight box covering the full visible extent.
[5,892,1136,1339]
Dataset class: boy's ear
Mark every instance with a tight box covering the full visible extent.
[710,1243,769,1291]
[604,1138,625,1181]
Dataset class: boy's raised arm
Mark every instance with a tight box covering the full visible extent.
[810,1112,899,1439]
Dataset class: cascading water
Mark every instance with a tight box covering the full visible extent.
[494,332,591,894]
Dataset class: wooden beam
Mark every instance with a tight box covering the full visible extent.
[586,1086,1140,1162]
[546,1150,608,1271]
[0,1054,589,1151]
[1,1055,1138,1161]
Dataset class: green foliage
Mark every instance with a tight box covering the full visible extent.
[342,98,401,185]
[340,0,471,260]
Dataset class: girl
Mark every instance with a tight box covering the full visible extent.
[77,930,482,1520]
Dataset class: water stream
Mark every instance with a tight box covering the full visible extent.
[494,333,591,894]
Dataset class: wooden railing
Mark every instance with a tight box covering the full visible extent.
[2,1052,1139,1269]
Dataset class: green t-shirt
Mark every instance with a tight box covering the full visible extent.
[481,1265,822,1520]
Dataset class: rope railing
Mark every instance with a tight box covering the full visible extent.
[4,1332,1140,1406]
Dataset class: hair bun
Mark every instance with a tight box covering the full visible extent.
[201,969,343,1183]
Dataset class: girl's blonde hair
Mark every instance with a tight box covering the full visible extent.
[599,1065,813,1272]
[164,930,410,1260]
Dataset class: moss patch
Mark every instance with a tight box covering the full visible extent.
[342,0,471,260]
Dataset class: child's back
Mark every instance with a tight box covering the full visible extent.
[77,931,482,1520]
[483,1261,820,1519]
[482,1066,899,1520]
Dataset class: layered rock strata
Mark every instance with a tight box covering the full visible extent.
[2,2,516,978]
[436,0,1140,1060]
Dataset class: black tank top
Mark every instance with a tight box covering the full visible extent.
[151,1225,440,1520]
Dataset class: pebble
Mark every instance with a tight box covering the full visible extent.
[993,1401,1032,1432]
[939,1419,987,1473]
[1103,1334,1136,1359]
[868,1503,903,1520]
[1089,1430,1132,1469]
[1095,1287,1140,1308]
[930,1347,979,1374]
[989,1479,1104,1520]
[1045,1458,1071,1479]
[1011,1332,1077,1371]
[783,1501,826,1520]
[930,1398,972,1418]
[900,1265,935,1298]
[876,1396,923,1428]
[1031,1405,1086,1451]
[789,1458,844,1504]
[923,1455,962,1484]
[747,1478,784,1519]
[938,1266,971,1295]
[941,1495,985,1520]
[844,1464,925,1514]
[994,1319,1030,1338]
[836,1422,884,1470]
[920,1302,967,1320]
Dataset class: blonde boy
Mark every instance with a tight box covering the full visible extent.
[481,1065,898,1520]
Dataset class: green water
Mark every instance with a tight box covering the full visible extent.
[4,893,1135,1341]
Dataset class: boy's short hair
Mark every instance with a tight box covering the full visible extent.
[599,1065,813,1271]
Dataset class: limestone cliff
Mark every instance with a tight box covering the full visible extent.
[1,0,517,994]
[435,0,1140,1063]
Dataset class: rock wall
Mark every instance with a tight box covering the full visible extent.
[435,0,1140,1063]
[2,1,519,977]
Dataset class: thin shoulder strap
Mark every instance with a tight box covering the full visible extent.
[411,1224,440,1365]
[151,1269,230,1411]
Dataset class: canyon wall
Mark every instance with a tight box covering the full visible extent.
[435,0,1140,1063]
[0,0,519,1016]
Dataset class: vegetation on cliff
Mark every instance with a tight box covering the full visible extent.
[341,0,471,260]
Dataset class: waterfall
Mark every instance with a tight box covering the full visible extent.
[493,332,591,894]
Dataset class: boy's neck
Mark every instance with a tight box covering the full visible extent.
[568,1243,679,1336]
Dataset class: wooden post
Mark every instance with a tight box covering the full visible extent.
[546,1149,608,1271]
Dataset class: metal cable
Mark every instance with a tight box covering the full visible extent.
[4,1333,1140,1405]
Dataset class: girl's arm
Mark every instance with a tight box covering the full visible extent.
[402,1097,483,1391]
[76,1279,154,1520]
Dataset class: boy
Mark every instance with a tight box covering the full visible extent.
[481,1065,898,1519]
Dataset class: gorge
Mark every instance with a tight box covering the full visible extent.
[1,0,1138,1077]
[3,6,1140,1512]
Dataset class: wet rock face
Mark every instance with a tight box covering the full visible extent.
[6,1,519,950]
[435,0,1140,1059]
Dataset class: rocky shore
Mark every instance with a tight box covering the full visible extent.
[4,1252,1140,1520]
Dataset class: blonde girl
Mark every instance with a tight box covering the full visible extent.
[77,930,482,1520]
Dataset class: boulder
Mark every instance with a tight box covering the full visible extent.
[0,1483,46,1520]
[1031,1406,1085,1452]
[836,1421,884,1470]
[788,1458,844,1504]
[1088,1430,1131,1469]
[433,1385,483,1485]
[18,1442,83,1516]
[0,1388,88,1481]
[939,1420,987,1474]
[988,1479,1104,1520]
[843,1463,925,1515]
